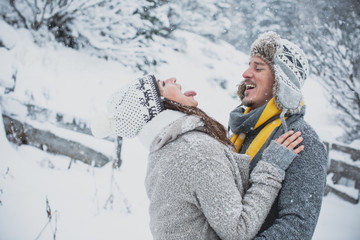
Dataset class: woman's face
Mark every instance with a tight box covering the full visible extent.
[158,77,198,107]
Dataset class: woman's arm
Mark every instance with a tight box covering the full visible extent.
[191,133,300,240]
[191,157,282,239]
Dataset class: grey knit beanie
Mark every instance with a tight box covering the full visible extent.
[250,31,309,112]
[250,31,309,130]
[91,75,164,138]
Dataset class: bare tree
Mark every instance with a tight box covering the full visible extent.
[3,0,176,71]
[300,0,360,143]
[7,0,98,48]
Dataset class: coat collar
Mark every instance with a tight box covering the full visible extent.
[138,110,186,150]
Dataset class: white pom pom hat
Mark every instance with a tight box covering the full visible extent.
[91,75,164,138]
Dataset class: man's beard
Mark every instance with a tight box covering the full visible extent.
[236,81,246,100]
[237,80,258,108]
[237,81,253,107]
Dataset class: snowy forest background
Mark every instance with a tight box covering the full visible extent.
[0,0,359,239]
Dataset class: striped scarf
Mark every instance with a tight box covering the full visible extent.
[229,98,286,161]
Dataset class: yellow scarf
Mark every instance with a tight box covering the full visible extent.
[230,98,285,161]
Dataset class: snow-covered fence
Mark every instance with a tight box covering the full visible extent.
[1,96,120,168]
[330,144,360,162]
[324,142,360,204]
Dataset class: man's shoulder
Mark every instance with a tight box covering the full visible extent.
[287,117,328,166]
[288,117,320,139]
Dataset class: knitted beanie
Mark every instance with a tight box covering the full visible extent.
[91,75,164,138]
[250,31,309,113]
[250,31,309,131]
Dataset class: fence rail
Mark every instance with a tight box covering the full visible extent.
[324,141,360,204]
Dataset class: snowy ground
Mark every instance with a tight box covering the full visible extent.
[1,20,360,239]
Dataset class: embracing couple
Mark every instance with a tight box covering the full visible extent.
[91,31,328,240]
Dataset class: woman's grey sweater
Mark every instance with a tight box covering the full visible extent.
[141,111,296,240]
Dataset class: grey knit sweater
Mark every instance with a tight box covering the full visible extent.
[139,111,296,240]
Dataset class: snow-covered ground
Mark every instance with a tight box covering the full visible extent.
[1,20,359,239]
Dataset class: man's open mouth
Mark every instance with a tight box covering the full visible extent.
[238,81,256,99]
[245,84,256,90]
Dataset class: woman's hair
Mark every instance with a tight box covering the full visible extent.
[163,98,233,147]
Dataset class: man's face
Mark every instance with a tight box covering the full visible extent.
[239,56,274,109]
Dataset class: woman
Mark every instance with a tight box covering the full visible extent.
[91,75,303,240]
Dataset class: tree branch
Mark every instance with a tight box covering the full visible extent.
[9,0,29,28]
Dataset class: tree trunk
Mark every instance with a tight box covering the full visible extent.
[3,114,110,167]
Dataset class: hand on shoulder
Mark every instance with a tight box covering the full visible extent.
[275,130,304,154]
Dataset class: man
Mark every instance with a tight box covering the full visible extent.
[229,31,328,239]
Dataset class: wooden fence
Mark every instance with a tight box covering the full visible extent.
[324,142,360,204]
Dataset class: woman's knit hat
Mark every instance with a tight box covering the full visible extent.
[250,31,309,114]
[91,75,164,138]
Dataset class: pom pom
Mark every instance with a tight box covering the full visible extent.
[90,112,113,138]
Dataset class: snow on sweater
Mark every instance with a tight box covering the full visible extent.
[140,111,296,240]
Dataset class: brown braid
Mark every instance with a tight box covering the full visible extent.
[163,98,234,147]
